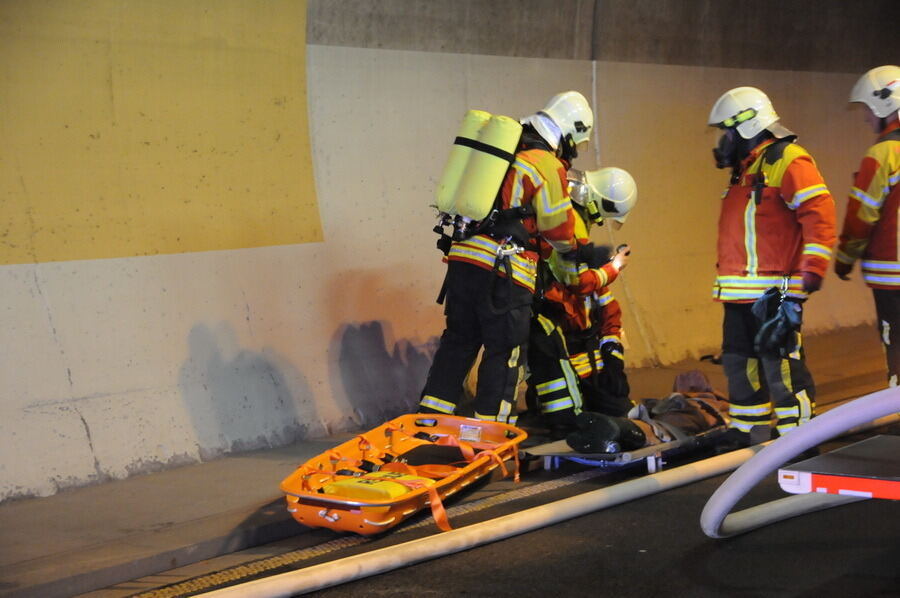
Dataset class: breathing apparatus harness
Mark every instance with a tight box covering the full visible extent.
[433,128,547,254]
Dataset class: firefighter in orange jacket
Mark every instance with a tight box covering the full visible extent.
[528,167,636,437]
[835,65,900,386]
[418,91,592,424]
[707,87,836,449]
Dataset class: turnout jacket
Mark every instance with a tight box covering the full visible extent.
[447,148,577,293]
[543,281,622,339]
[713,138,836,302]
[836,120,900,289]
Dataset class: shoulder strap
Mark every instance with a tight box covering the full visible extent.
[763,137,795,165]
[759,139,808,188]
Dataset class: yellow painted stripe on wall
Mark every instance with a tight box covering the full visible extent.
[0,0,321,265]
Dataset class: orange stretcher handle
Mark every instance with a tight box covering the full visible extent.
[427,484,452,531]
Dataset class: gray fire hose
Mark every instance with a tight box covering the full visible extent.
[700,386,900,538]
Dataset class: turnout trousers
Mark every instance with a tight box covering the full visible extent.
[721,302,816,437]
[418,261,532,423]
[873,289,900,387]
[528,314,632,426]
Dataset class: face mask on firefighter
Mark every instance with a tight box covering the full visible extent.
[713,128,739,169]
[712,107,761,169]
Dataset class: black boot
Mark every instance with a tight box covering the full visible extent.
[566,411,619,453]
[610,416,646,451]
[546,410,578,441]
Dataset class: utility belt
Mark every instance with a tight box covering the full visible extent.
[437,234,538,308]
[434,200,539,309]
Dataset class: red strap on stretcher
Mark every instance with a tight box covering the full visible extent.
[435,434,476,461]
[326,449,362,476]
[436,435,520,482]
[348,470,452,532]
[390,477,452,532]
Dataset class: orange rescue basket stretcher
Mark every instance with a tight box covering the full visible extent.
[279,414,527,535]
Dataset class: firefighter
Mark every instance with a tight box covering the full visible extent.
[527,167,637,438]
[835,66,900,386]
[418,91,593,424]
[707,87,836,450]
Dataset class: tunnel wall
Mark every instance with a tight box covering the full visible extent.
[2,0,897,499]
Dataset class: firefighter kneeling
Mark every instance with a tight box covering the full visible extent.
[527,167,637,439]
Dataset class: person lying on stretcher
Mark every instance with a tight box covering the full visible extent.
[566,370,729,454]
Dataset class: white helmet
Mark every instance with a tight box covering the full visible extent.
[568,167,637,225]
[850,65,900,119]
[708,87,792,140]
[525,91,594,153]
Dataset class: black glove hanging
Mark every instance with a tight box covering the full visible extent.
[752,287,802,357]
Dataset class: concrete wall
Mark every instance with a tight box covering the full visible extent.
[2,0,897,500]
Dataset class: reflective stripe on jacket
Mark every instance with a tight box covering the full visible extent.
[713,139,836,303]
[448,235,539,292]
[836,121,900,289]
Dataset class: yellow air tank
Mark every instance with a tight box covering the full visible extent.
[435,111,523,221]
[455,114,523,221]
[435,110,491,215]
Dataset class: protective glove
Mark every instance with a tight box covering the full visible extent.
[751,288,802,356]
[600,340,624,365]
[562,242,613,269]
[801,271,823,294]
[834,260,852,281]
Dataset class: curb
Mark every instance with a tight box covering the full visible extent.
[0,498,304,598]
